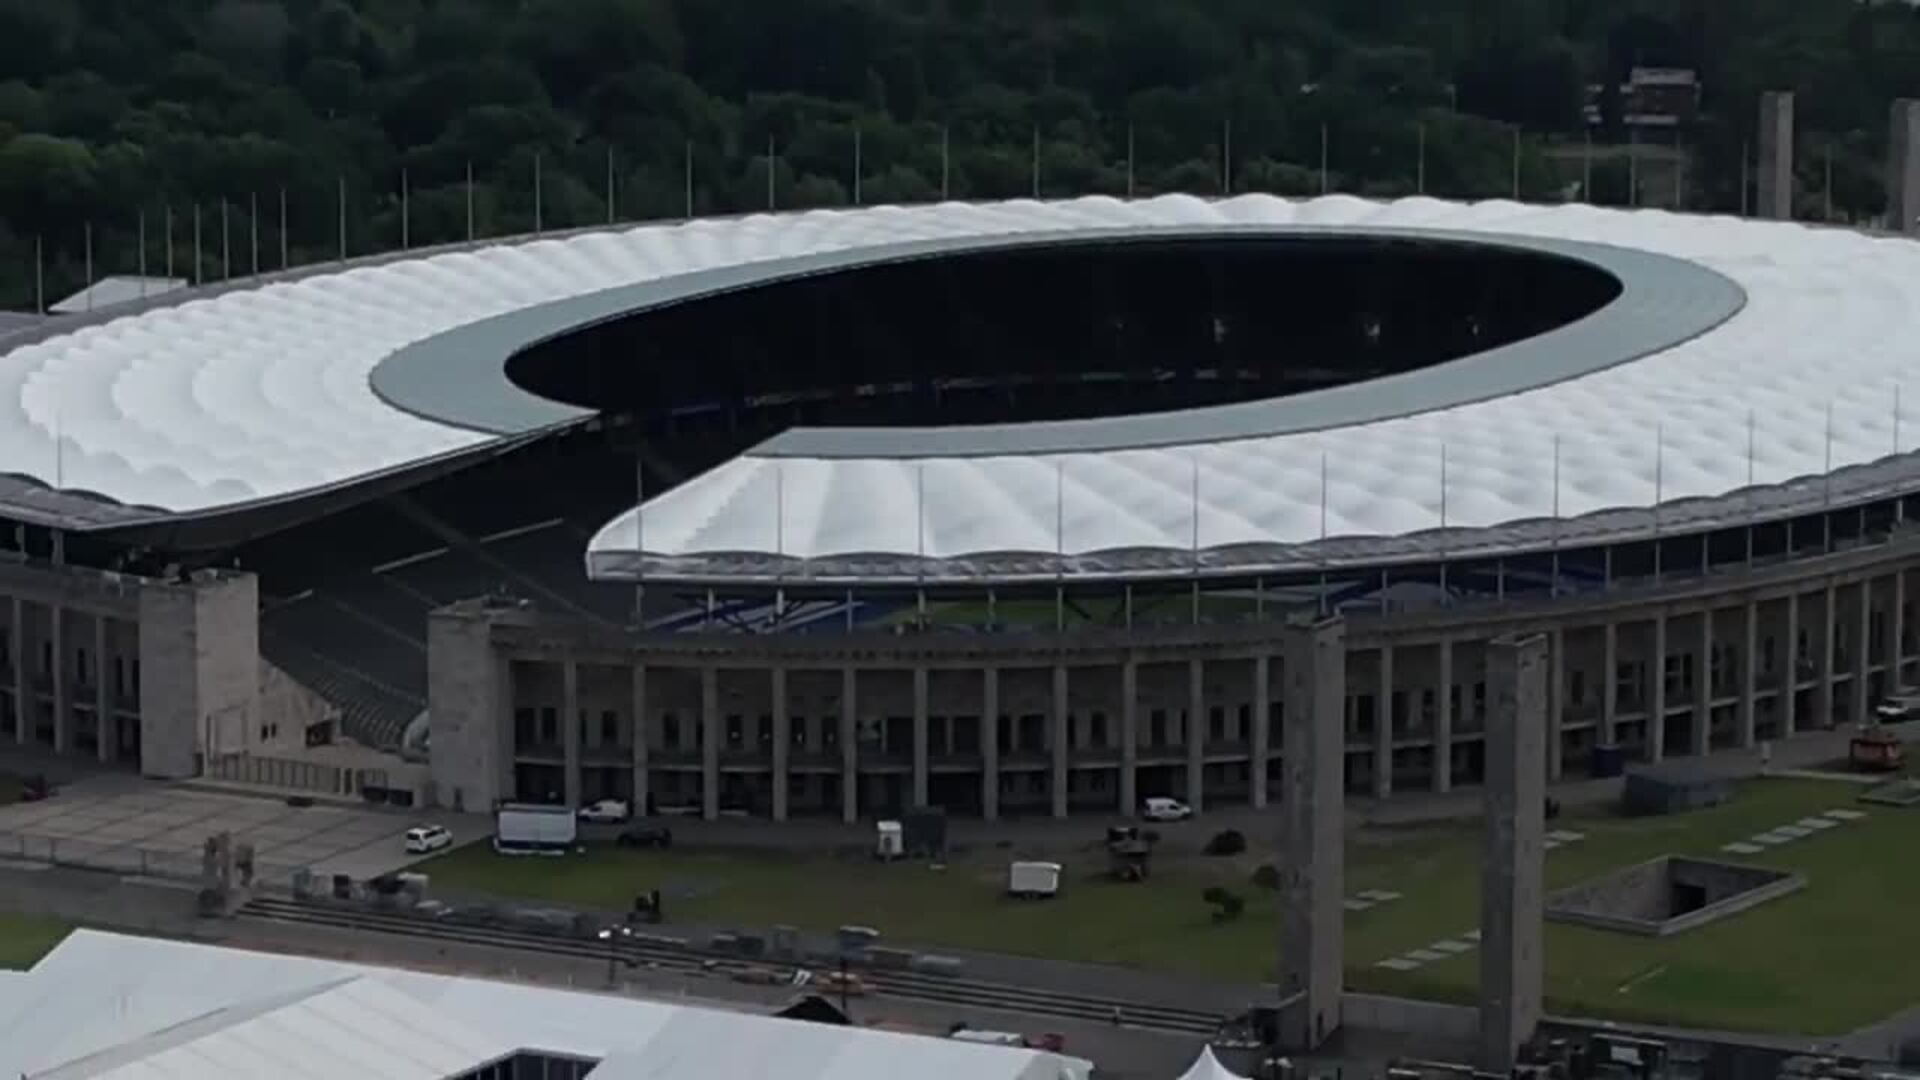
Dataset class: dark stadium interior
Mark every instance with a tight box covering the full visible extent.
[506,235,1621,442]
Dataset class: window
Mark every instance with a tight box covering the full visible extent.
[601,710,618,745]
[662,712,681,750]
[759,714,773,746]
[76,648,88,685]
[726,714,744,749]
[1208,706,1225,741]
[1149,709,1167,748]
[539,707,558,745]
[791,715,808,747]
[514,708,535,745]
[1089,711,1107,748]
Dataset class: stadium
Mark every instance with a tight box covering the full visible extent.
[2,192,1918,823]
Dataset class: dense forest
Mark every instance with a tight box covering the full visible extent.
[4,0,1920,308]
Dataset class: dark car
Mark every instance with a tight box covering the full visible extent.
[616,822,673,849]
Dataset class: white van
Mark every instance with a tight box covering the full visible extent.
[1142,796,1193,822]
[403,824,453,854]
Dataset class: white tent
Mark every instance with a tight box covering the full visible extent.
[1176,1046,1249,1080]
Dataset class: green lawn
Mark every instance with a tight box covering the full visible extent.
[427,778,1916,1035]
[0,913,71,970]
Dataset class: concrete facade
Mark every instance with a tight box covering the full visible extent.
[1278,615,1346,1052]
[427,531,1920,821]
[1758,91,1795,220]
[1890,99,1920,235]
[0,558,328,782]
[1479,633,1546,1074]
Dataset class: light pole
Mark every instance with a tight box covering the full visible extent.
[598,925,634,987]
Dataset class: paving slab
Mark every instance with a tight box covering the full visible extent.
[1356,889,1402,903]
[1376,957,1422,971]
[1406,949,1448,963]
[1463,929,1482,942]
[1543,839,1562,850]
[1796,816,1838,830]
[1343,898,1375,912]
[1774,824,1813,839]
[1428,940,1475,955]
[1722,841,1766,855]
[1825,808,1867,821]
[1546,829,1586,843]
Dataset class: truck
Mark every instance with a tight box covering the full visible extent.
[1006,860,1062,899]
[493,803,578,855]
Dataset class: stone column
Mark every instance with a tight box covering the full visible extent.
[1278,615,1346,1053]
[1757,91,1795,220]
[840,668,858,824]
[1250,654,1271,809]
[1051,664,1070,819]
[1648,615,1666,762]
[1433,638,1453,794]
[1601,622,1618,748]
[561,658,582,807]
[1185,658,1205,813]
[1373,644,1394,798]
[10,596,24,744]
[981,667,1000,822]
[94,614,110,763]
[1739,602,1758,748]
[1118,660,1138,815]
[1693,609,1713,757]
[701,666,720,822]
[1891,571,1908,690]
[1784,590,1801,734]
[1856,579,1872,725]
[1819,582,1837,729]
[49,603,64,753]
[1481,633,1547,1075]
[1892,99,1920,235]
[631,662,650,816]
[770,667,789,822]
[912,667,930,809]
[1547,630,1565,780]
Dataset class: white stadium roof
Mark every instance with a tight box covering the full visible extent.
[4,194,1920,582]
[1,929,1092,1080]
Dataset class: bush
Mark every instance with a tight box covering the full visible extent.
[1250,863,1280,890]
[1202,885,1245,922]
[1203,829,1246,856]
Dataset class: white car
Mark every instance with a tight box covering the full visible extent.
[403,824,453,854]
[1141,797,1193,822]
[578,799,631,824]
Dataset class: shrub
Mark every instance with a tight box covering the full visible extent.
[1202,885,1246,921]
[1250,863,1281,890]
[1203,829,1246,856]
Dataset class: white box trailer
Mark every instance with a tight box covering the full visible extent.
[493,803,578,855]
[1007,860,1062,899]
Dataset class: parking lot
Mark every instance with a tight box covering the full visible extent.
[0,775,477,881]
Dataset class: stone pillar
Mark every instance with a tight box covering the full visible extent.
[1185,658,1205,813]
[1546,630,1565,780]
[94,614,110,763]
[10,596,23,744]
[1118,660,1138,815]
[1819,582,1837,729]
[701,666,720,822]
[1434,638,1453,794]
[1889,99,1920,235]
[1051,664,1070,819]
[840,668,858,824]
[1250,654,1271,809]
[1648,615,1667,762]
[1740,602,1758,748]
[1855,579,1872,725]
[770,667,789,822]
[1278,615,1346,1053]
[1784,591,1801,734]
[1892,571,1908,690]
[1694,609,1713,757]
[1481,633,1547,1075]
[1601,622,1618,748]
[912,667,930,809]
[981,667,1000,822]
[1757,90,1795,220]
[1374,645,1394,798]
[49,603,64,753]
[561,658,582,808]
[631,663,650,816]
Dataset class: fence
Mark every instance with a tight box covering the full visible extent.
[203,751,385,798]
[0,830,310,892]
